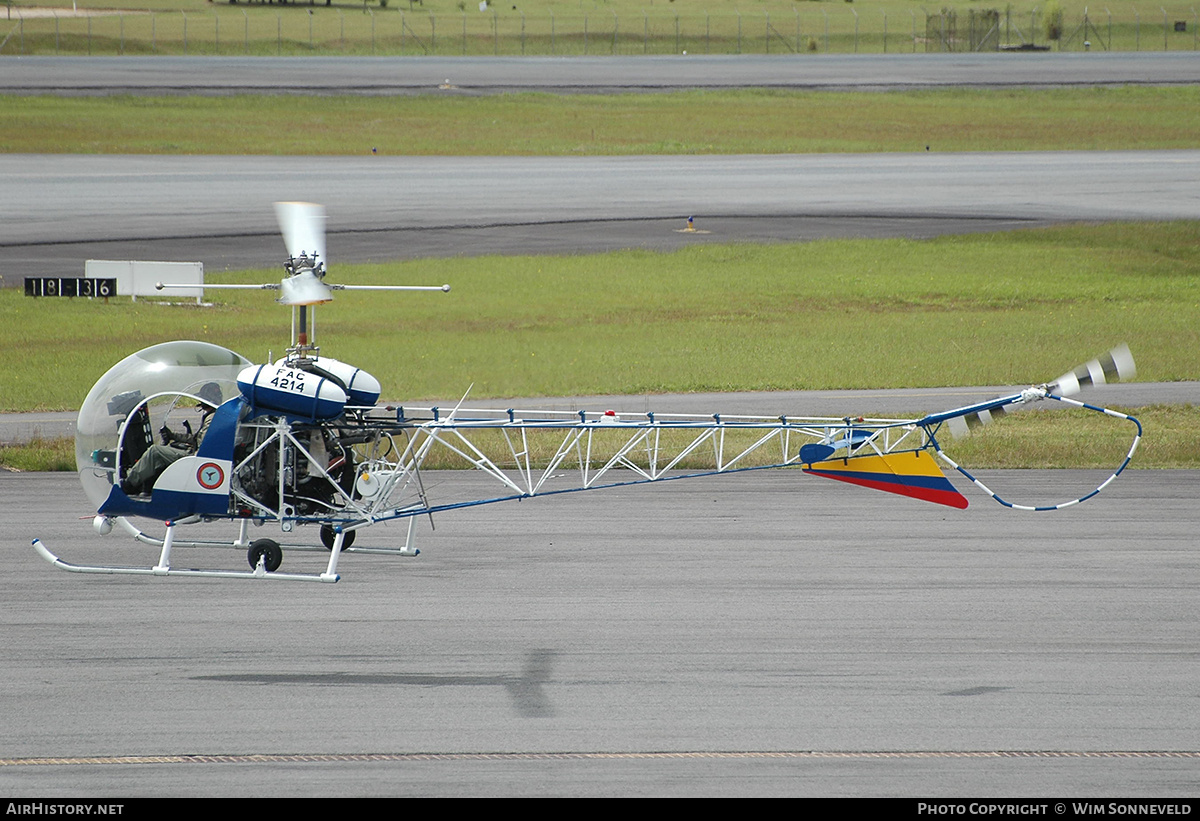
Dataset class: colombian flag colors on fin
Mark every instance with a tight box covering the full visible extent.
[803,450,969,509]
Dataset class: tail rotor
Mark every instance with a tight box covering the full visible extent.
[943,344,1137,438]
[1046,343,1136,398]
[923,344,1142,510]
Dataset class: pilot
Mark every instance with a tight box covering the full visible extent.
[121,382,223,497]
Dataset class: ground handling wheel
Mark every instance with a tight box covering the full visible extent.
[248,538,283,572]
[320,525,355,551]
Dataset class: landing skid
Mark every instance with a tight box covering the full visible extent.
[32,517,423,583]
[32,538,338,582]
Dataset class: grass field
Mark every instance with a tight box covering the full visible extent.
[3,229,1197,473]
[1,8,1196,470]
[9,221,1196,470]
[1,0,1197,55]
[5,86,1200,154]
[5,221,1198,408]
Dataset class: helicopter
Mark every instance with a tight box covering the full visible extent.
[33,203,1143,583]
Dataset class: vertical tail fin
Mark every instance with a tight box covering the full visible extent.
[803,450,969,509]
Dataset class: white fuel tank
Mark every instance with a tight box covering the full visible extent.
[237,364,347,420]
[274,356,381,407]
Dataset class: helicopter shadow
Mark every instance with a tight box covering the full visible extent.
[194,648,558,718]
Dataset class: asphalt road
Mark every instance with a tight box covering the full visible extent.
[5,469,1200,797]
[4,53,1200,95]
[4,52,1200,281]
[5,151,1200,281]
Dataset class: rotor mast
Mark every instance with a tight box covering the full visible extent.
[157,202,449,365]
[273,202,450,363]
[281,250,327,361]
[275,202,333,364]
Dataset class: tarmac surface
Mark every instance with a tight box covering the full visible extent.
[5,469,1200,797]
[5,151,1200,282]
[4,52,1200,282]
[4,53,1199,96]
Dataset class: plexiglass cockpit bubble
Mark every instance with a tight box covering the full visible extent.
[76,341,251,508]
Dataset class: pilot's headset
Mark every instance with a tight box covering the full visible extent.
[196,382,224,410]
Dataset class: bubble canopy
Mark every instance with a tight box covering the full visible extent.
[76,341,251,508]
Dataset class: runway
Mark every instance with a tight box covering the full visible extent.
[5,53,1200,96]
[5,151,1200,282]
[5,469,1200,797]
[4,52,1200,281]
[4,52,1199,797]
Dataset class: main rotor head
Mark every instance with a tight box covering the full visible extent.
[275,201,332,307]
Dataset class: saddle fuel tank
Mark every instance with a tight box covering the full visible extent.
[237,363,347,421]
[314,357,381,407]
[272,356,381,407]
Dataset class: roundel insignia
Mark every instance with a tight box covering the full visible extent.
[197,462,225,490]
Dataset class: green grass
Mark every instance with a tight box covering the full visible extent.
[1,0,1197,55]
[4,86,1200,154]
[4,221,1198,413]
[2,2,1196,471]
[945,404,1199,469]
[0,437,75,472]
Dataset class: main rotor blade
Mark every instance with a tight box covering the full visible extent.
[275,201,327,267]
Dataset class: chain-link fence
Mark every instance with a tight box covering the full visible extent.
[1,5,1197,55]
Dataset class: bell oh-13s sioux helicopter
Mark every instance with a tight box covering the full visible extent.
[33,203,1143,583]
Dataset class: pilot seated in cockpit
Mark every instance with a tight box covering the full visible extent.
[121,382,222,497]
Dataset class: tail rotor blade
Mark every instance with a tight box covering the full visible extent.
[945,404,1010,438]
[1047,343,1136,397]
[933,343,1136,439]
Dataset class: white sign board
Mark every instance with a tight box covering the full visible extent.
[85,260,204,303]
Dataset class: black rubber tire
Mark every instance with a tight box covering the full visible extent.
[248,538,283,572]
[320,525,355,551]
